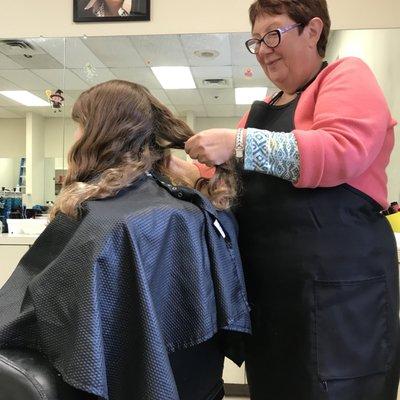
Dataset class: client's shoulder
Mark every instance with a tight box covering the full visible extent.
[84,176,204,227]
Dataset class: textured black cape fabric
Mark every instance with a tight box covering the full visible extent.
[0,174,250,400]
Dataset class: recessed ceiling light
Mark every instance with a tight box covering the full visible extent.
[235,87,268,105]
[151,66,196,90]
[0,90,48,107]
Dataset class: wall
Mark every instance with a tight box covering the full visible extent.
[0,0,399,39]
[0,119,25,158]
[43,117,75,203]
[0,159,19,189]
[195,117,241,132]
[0,118,25,193]
[44,118,75,161]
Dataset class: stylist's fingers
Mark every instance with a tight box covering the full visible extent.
[185,132,206,159]
[184,136,195,158]
[185,129,236,165]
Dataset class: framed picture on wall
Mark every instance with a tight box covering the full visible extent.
[73,0,150,22]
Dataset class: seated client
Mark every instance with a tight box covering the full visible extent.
[0,80,250,400]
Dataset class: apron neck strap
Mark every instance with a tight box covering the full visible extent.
[269,61,328,105]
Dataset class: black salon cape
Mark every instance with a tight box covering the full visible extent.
[0,175,251,400]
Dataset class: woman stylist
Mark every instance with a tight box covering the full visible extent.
[185,0,400,399]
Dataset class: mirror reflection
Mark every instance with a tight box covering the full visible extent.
[0,30,399,232]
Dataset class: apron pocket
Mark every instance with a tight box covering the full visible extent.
[314,275,390,380]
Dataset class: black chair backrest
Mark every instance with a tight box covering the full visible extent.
[0,349,93,400]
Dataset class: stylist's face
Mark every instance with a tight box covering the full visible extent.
[253,13,309,92]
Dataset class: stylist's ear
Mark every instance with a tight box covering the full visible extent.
[306,17,323,50]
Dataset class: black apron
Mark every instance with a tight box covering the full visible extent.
[235,93,400,399]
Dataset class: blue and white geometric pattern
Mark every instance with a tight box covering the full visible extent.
[244,128,300,182]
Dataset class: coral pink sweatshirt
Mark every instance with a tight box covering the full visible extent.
[235,57,396,208]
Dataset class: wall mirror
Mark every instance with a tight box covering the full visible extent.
[0,29,398,221]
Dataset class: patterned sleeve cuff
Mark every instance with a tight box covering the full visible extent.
[244,128,300,182]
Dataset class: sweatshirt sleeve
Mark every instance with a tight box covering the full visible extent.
[244,128,300,182]
[294,57,394,188]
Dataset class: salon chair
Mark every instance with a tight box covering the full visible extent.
[0,340,225,400]
[0,349,95,400]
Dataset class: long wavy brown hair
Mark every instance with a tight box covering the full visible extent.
[51,80,237,219]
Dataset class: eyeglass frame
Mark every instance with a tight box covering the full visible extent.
[245,22,304,54]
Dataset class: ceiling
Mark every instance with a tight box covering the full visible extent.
[0,33,276,119]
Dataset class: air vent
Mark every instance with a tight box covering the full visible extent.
[0,39,37,56]
[1,39,34,50]
[194,50,220,59]
[200,78,232,88]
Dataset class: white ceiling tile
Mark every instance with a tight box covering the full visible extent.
[31,69,89,91]
[30,38,66,66]
[230,32,259,67]
[0,108,25,118]
[233,65,274,87]
[0,70,53,91]
[174,104,207,117]
[205,105,236,117]
[84,36,146,68]
[0,76,20,91]
[7,54,63,69]
[181,34,231,66]
[0,53,24,69]
[191,66,232,79]
[70,67,116,85]
[111,67,162,89]
[35,105,74,118]
[149,89,172,105]
[63,90,85,101]
[165,89,203,106]
[131,35,188,66]
[199,88,235,105]
[65,38,106,69]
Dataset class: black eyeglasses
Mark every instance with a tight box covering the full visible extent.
[245,23,303,54]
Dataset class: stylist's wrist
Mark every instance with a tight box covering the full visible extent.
[234,128,247,161]
[240,128,247,151]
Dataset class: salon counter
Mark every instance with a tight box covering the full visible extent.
[0,234,39,288]
[0,233,39,246]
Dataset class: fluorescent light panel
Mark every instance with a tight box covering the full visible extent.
[235,87,268,105]
[0,91,49,107]
[151,66,196,89]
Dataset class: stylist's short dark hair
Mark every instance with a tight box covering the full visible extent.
[249,0,331,57]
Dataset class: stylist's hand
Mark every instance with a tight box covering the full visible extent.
[185,128,237,166]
